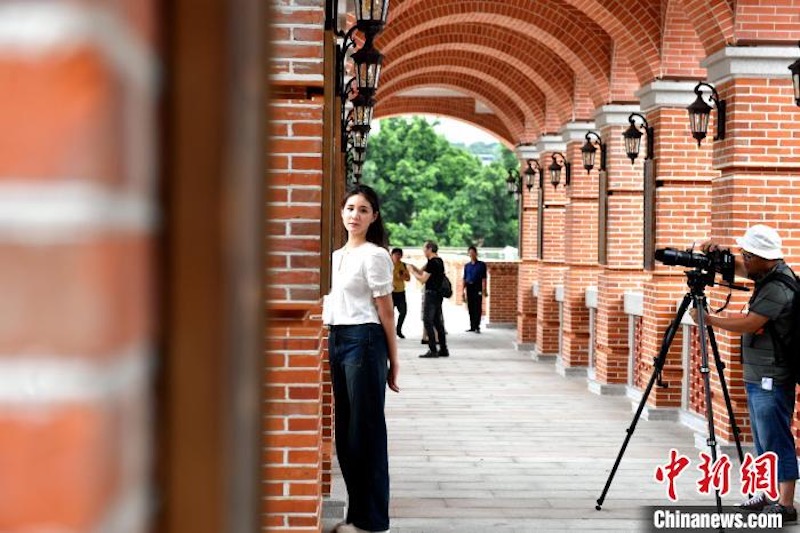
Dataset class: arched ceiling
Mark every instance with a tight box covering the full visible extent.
[371,0,727,145]
[375,95,516,147]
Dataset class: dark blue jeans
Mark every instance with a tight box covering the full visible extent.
[746,382,799,482]
[329,323,390,531]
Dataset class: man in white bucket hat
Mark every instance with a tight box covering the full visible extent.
[691,224,798,522]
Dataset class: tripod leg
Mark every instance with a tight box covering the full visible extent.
[595,293,693,510]
[694,295,724,517]
[706,322,746,466]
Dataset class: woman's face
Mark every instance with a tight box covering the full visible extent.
[342,193,377,239]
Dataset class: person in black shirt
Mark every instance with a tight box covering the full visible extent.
[463,246,488,333]
[410,240,449,358]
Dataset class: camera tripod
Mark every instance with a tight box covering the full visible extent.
[595,269,747,517]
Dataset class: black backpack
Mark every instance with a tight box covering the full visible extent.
[762,271,800,385]
[440,274,453,298]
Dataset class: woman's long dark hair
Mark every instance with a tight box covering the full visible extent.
[342,184,388,248]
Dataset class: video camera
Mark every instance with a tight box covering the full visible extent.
[654,247,737,287]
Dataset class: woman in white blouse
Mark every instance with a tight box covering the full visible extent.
[324,184,399,533]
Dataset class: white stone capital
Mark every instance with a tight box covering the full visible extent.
[635,80,699,113]
[560,121,595,144]
[535,134,566,154]
[515,143,540,161]
[701,45,798,85]
[594,104,641,129]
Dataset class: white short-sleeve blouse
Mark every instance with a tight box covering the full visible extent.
[322,242,394,326]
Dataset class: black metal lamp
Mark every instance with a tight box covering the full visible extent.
[342,94,374,149]
[789,42,800,107]
[548,152,571,188]
[351,93,375,128]
[622,113,654,163]
[581,131,606,173]
[334,0,390,151]
[687,82,726,146]
[524,159,541,191]
[352,146,367,164]
[352,160,364,182]
[351,39,383,99]
[506,169,521,198]
[353,0,391,39]
[350,128,368,150]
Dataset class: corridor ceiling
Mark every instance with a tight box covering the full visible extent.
[374,0,738,146]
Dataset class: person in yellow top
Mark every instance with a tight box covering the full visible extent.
[391,248,411,338]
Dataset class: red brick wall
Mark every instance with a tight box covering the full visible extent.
[517,178,539,344]
[265,1,328,531]
[561,127,600,369]
[487,262,518,325]
[0,2,157,531]
[517,261,538,345]
[267,98,325,304]
[707,59,800,446]
[637,102,716,408]
[263,312,325,532]
[593,115,648,385]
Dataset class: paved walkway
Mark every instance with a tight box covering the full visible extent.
[325,286,797,532]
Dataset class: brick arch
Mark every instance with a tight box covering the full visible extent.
[379,72,529,141]
[375,96,516,148]
[383,23,575,121]
[566,0,662,83]
[382,0,667,89]
[379,51,546,135]
[673,0,734,55]
[379,8,612,105]
[659,0,710,78]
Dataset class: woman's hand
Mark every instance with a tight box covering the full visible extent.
[388,359,400,393]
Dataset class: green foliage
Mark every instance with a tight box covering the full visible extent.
[362,117,519,248]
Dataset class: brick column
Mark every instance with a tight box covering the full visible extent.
[633,80,716,416]
[486,261,519,327]
[264,313,325,533]
[559,121,599,377]
[0,3,157,531]
[533,135,568,361]
[266,1,331,531]
[590,105,649,395]
[703,45,800,445]
[515,145,540,350]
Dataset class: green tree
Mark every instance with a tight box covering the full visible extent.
[362,117,518,248]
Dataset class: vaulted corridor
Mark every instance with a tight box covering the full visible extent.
[267,0,800,531]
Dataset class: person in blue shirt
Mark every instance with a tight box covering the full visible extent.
[462,246,488,333]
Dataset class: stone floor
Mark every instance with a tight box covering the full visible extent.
[323,286,798,532]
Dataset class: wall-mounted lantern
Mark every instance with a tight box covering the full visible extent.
[687,82,726,146]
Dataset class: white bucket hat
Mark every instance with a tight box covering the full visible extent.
[735,224,783,260]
